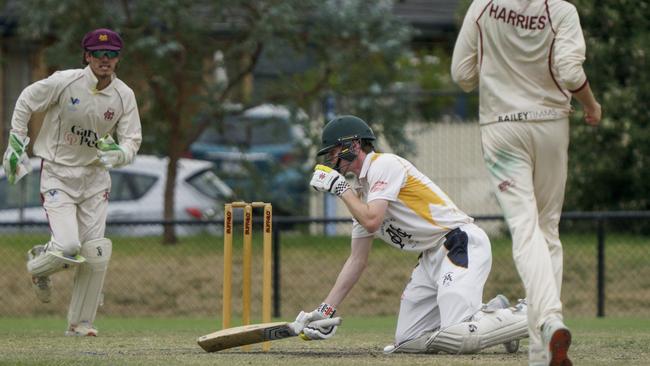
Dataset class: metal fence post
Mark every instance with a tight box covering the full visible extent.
[597,217,605,317]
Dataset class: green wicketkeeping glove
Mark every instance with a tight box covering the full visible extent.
[96,134,126,169]
[3,132,32,184]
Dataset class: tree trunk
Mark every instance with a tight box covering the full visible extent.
[162,153,178,244]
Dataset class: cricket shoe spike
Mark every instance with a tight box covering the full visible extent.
[65,321,98,337]
[542,319,572,366]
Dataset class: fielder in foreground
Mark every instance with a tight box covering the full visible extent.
[451,1,601,365]
[289,115,528,355]
[3,28,141,336]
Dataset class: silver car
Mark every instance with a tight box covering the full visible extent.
[0,155,233,236]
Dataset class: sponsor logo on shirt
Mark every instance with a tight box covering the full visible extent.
[64,125,99,147]
[370,180,388,193]
[68,97,81,111]
[381,218,415,250]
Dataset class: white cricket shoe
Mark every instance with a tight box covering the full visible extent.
[27,245,52,303]
[65,321,98,337]
[542,318,572,366]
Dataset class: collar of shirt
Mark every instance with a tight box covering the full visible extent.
[83,66,116,94]
[358,151,376,180]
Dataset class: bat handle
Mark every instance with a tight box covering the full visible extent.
[309,317,342,328]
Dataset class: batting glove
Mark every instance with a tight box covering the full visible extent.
[2,132,32,184]
[310,164,350,197]
[96,134,126,169]
[289,302,337,335]
[300,319,340,341]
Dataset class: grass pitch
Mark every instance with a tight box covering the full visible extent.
[0,316,648,365]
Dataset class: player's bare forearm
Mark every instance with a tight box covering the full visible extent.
[572,82,601,125]
[323,236,373,307]
[340,190,388,233]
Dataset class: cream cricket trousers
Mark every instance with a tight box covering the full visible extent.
[480,118,569,361]
[394,223,492,345]
[40,160,111,255]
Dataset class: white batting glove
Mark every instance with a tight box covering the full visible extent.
[301,319,340,341]
[289,302,337,335]
[96,135,126,169]
[310,164,350,196]
[2,132,32,184]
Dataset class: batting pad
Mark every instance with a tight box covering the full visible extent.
[426,308,528,354]
[27,245,85,277]
[67,238,112,327]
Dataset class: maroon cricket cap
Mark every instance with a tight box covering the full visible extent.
[82,28,123,51]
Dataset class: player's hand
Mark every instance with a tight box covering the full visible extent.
[584,102,601,126]
[3,132,32,184]
[96,134,126,169]
[310,164,350,196]
[300,318,341,341]
[289,302,337,335]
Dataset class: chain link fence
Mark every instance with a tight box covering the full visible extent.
[1,213,649,321]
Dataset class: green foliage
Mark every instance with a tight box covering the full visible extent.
[565,1,650,211]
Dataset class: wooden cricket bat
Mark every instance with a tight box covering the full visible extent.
[197,318,342,352]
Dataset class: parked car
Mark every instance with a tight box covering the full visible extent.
[189,104,310,215]
[0,155,233,236]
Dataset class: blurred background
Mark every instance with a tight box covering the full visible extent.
[0,0,648,321]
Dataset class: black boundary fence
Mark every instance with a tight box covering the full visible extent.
[1,210,649,319]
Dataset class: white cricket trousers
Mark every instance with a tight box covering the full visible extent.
[394,223,492,344]
[40,160,111,255]
[480,118,569,361]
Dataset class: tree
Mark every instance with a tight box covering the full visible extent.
[15,0,414,243]
[564,0,650,212]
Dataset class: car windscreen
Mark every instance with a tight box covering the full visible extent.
[186,169,233,200]
[197,117,291,146]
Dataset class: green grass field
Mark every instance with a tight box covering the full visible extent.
[0,316,648,365]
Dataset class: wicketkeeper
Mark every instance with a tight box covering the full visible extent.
[3,28,141,336]
[290,115,528,355]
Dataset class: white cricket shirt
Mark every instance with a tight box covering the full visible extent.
[351,152,473,252]
[451,0,588,124]
[10,66,142,166]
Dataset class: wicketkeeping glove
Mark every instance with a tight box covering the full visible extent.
[3,132,32,184]
[310,164,350,196]
[96,134,126,169]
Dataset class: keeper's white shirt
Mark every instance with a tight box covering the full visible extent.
[451,0,588,124]
[351,152,473,252]
[10,66,142,166]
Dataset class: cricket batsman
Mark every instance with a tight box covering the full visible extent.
[290,115,528,355]
[451,1,601,365]
[3,28,141,336]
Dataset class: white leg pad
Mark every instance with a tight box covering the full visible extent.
[384,332,435,354]
[26,243,85,277]
[67,238,112,327]
[426,308,528,354]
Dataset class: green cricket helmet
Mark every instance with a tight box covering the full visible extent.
[317,115,376,157]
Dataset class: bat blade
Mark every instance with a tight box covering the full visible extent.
[197,321,295,352]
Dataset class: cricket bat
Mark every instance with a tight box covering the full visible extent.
[197,318,342,352]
